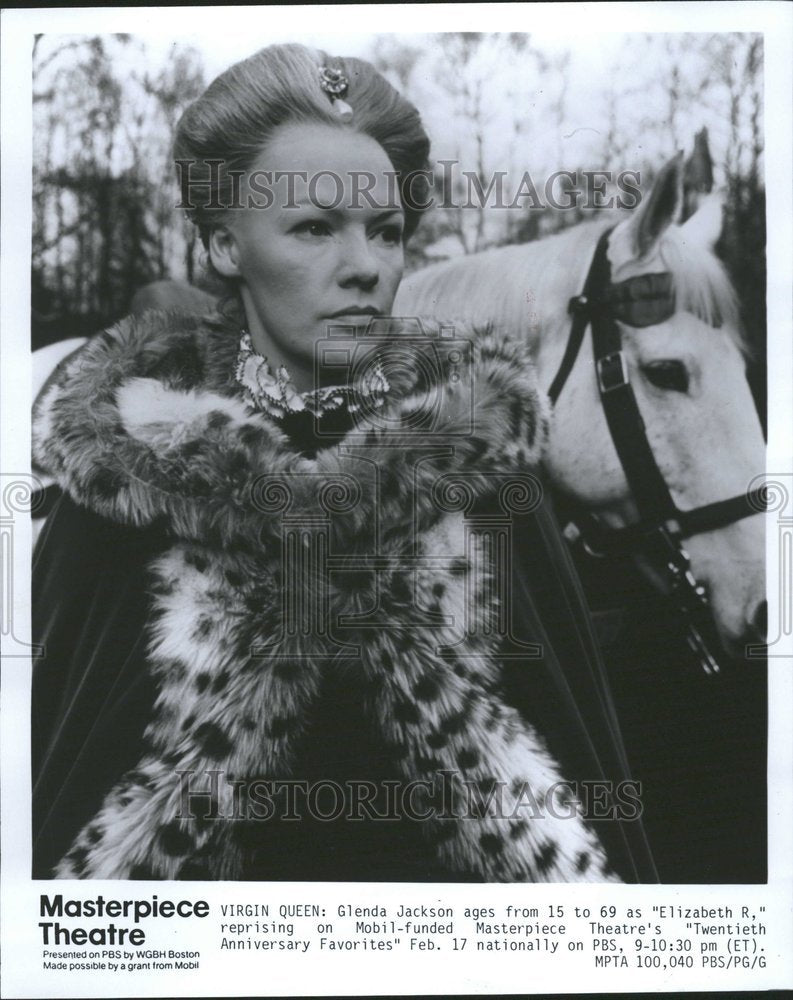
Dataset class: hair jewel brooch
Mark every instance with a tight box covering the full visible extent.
[319,65,354,123]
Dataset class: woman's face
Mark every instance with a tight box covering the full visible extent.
[213,122,405,378]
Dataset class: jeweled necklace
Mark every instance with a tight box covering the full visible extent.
[234,332,389,419]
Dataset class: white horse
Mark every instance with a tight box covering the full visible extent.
[395,151,765,658]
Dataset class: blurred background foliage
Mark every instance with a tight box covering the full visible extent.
[32,31,765,415]
[32,34,206,345]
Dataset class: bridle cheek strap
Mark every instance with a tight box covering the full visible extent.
[547,235,677,406]
[547,226,767,673]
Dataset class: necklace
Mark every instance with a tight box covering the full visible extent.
[234,332,389,419]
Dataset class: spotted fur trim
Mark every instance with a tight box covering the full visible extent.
[34,310,619,883]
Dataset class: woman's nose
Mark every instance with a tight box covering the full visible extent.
[337,235,379,290]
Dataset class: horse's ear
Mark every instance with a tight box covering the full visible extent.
[626,151,685,258]
[679,191,724,249]
[681,127,714,222]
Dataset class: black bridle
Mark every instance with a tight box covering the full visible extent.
[547,227,767,675]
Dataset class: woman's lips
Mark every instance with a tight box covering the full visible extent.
[324,307,383,319]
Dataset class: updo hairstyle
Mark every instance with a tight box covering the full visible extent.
[173,43,431,248]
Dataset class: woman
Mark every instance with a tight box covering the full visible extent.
[32,43,656,882]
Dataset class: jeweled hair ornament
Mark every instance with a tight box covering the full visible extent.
[319,65,353,122]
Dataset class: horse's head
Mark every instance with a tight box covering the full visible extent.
[543,152,765,656]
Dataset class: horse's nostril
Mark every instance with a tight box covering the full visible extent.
[752,599,767,641]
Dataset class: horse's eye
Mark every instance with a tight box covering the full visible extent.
[641,359,689,393]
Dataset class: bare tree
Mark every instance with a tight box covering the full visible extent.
[32,35,207,344]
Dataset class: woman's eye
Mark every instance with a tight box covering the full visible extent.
[293,220,331,238]
[372,225,403,246]
[641,359,690,393]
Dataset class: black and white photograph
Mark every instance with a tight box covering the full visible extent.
[2,4,792,997]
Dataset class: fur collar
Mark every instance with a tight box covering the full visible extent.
[33,309,619,882]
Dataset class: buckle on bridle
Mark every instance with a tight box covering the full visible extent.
[568,294,590,315]
[597,350,629,393]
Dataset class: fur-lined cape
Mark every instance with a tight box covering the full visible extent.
[33,309,619,882]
